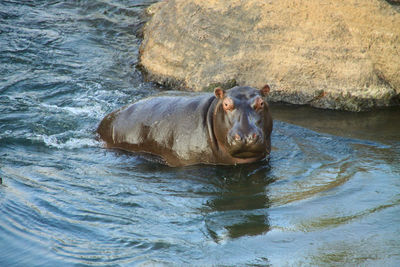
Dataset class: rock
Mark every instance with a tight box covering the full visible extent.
[139,0,400,111]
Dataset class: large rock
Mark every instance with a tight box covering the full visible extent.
[139,0,400,111]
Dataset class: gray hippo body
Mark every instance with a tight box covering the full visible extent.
[97,86,273,167]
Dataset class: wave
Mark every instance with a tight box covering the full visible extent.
[40,134,101,150]
[40,103,104,117]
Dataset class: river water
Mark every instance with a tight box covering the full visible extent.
[1,1,399,266]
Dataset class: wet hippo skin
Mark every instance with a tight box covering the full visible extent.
[97,86,273,166]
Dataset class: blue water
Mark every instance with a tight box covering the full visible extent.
[1,1,400,266]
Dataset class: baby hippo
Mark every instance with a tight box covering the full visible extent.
[97,85,273,167]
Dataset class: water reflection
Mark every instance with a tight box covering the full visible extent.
[202,162,273,241]
[115,155,274,241]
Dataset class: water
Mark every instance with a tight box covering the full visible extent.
[1,1,399,266]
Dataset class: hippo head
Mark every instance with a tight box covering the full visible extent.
[213,85,273,162]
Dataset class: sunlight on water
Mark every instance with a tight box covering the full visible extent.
[1,1,400,266]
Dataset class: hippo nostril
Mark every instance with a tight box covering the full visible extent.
[234,133,241,141]
[246,132,259,144]
[231,132,261,145]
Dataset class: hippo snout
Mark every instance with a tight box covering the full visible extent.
[228,130,263,146]
[226,128,266,159]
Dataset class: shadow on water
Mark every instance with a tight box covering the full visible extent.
[270,103,400,144]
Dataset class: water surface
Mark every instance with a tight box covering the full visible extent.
[1,1,400,266]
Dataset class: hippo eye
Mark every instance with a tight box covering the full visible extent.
[222,98,234,111]
[254,97,264,111]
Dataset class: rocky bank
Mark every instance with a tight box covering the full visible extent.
[139,0,400,111]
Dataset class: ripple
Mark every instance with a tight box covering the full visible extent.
[1,166,154,266]
[269,156,355,206]
[298,199,400,232]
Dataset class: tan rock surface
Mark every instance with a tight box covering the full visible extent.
[139,0,400,111]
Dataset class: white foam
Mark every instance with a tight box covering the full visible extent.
[41,134,100,149]
[40,103,104,117]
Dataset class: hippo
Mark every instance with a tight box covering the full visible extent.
[97,85,273,167]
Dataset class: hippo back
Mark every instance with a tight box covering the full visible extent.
[97,93,217,166]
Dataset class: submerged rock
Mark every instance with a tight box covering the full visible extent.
[139,0,400,111]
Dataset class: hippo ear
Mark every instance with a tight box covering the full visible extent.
[214,87,225,99]
[260,84,270,96]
